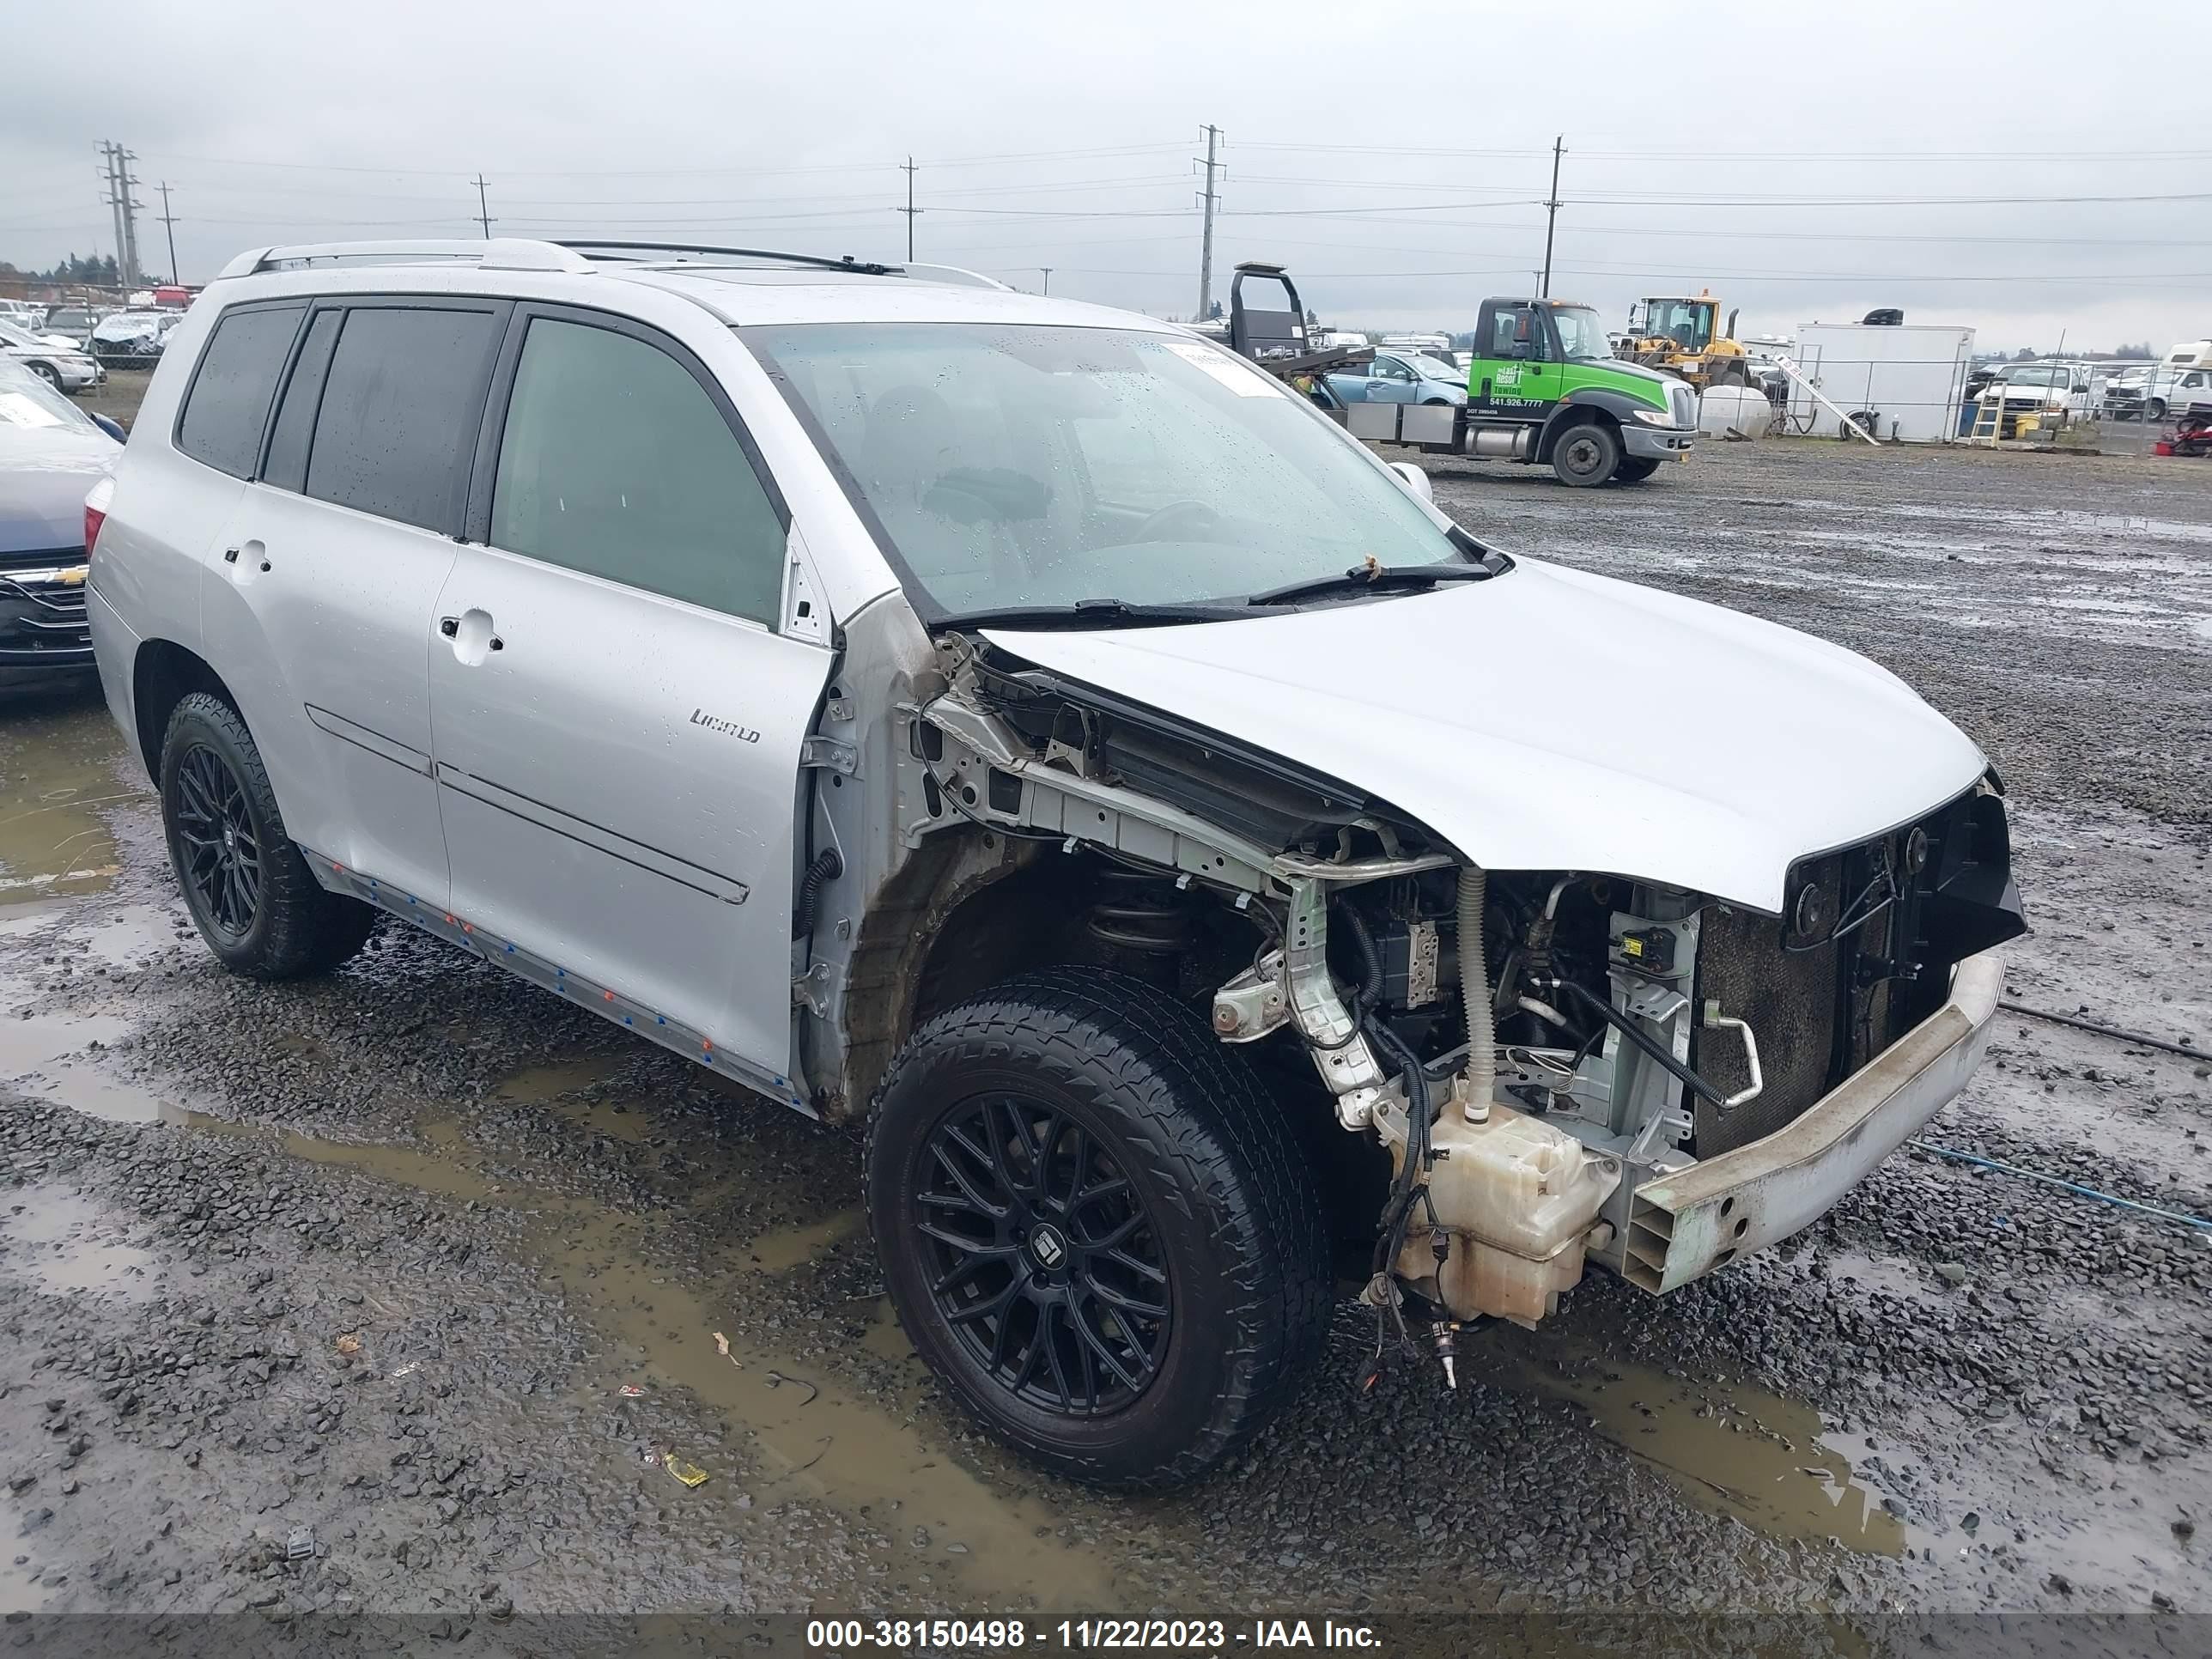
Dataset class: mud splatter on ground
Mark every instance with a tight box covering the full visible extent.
[3,437,2206,1625]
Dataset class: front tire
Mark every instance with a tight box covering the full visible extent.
[1615,457,1662,483]
[27,362,62,390]
[1553,420,1621,487]
[2147,398,2168,421]
[866,968,1332,1489]
[160,692,376,980]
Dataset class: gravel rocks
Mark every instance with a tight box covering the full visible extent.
[2,439,2207,1620]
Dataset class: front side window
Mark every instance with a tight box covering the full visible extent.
[305,306,497,532]
[177,305,303,478]
[490,318,785,624]
[750,322,1466,620]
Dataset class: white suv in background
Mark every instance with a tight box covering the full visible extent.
[86,239,2022,1488]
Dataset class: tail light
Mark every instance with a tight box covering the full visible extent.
[83,475,114,556]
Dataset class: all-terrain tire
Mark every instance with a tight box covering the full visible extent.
[160,691,376,980]
[1553,420,1621,487]
[866,967,1332,1489]
[1615,457,1662,483]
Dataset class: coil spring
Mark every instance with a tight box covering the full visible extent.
[1087,871,1189,955]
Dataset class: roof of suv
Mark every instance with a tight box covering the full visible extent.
[205,239,1172,335]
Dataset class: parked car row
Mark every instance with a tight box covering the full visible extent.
[0,317,106,393]
[0,357,123,684]
[0,301,192,380]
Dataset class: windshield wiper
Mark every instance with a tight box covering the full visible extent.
[942,597,1248,630]
[1245,562,1494,608]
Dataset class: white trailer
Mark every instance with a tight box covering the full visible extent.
[1785,323,1975,444]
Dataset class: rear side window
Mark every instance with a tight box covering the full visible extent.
[489,317,785,623]
[177,305,303,478]
[305,306,497,532]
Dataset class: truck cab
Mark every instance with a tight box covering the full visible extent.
[1455,297,1698,485]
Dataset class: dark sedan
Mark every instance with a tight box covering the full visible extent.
[0,357,122,684]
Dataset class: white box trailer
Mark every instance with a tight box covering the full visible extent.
[1786,323,1975,444]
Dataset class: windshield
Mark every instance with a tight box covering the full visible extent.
[0,362,94,430]
[0,321,41,349]
[1550,306,1613,360]
[1639,299,1713,352]
[749,322,1469,619]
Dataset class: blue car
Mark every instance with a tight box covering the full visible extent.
[0,357,124,684]
[1325,350,1468,407]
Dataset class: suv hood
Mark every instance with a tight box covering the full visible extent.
[985,559,1988,914]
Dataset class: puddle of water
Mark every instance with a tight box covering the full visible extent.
[745,1206,864,1273]
[494,1056,660,1143]
[1495,1344,1910,1558]
[0,1007,159,1122]
[0,702,136,905]
[545,1225,1119,1609]
[1,1183,158,1302]
[77,902,191,970]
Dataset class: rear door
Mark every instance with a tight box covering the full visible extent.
[198,296,508,908]
[428,304,831,1085]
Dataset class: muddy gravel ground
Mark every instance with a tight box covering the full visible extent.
[1,436,2207,1650]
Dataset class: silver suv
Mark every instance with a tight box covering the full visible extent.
[87,240,2025,1487]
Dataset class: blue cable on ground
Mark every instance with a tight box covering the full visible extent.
[1911,1138,2212,1233]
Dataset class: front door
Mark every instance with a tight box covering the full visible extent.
[428,306,830,1085]
[1470,301,1558,420]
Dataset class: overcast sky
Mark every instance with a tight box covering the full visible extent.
[6,0,2203,353]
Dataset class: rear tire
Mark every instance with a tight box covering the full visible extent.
[1615,457,1662,483]
[866,967,1332,1489]
[160,692,377,980]
[1553,420,1621,487]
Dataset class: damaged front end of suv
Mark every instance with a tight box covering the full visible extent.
[851,613,2024,1402]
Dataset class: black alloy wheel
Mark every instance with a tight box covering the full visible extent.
[172,742,262,940]
[866,968,1332,1487]
[915,1092,1170,1417]
[158,691,377,979]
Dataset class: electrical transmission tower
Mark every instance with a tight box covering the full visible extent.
[99,141,147,289]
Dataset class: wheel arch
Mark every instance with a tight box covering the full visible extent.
[832,831,1101,1121]
[131,638,240,783]
[1536,392,1632,462]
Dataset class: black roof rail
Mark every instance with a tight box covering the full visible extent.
[553,240,895,276]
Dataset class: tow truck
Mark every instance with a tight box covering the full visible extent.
[1224,263,1699,487]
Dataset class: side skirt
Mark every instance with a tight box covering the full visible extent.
[299,846,816,1118]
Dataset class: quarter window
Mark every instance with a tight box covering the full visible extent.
[177,305,303,479]
[489,318,784,624]
[305,307,498,532]
[261,308,343,494]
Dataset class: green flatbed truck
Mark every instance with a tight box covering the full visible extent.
[1227,268,1700,486]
